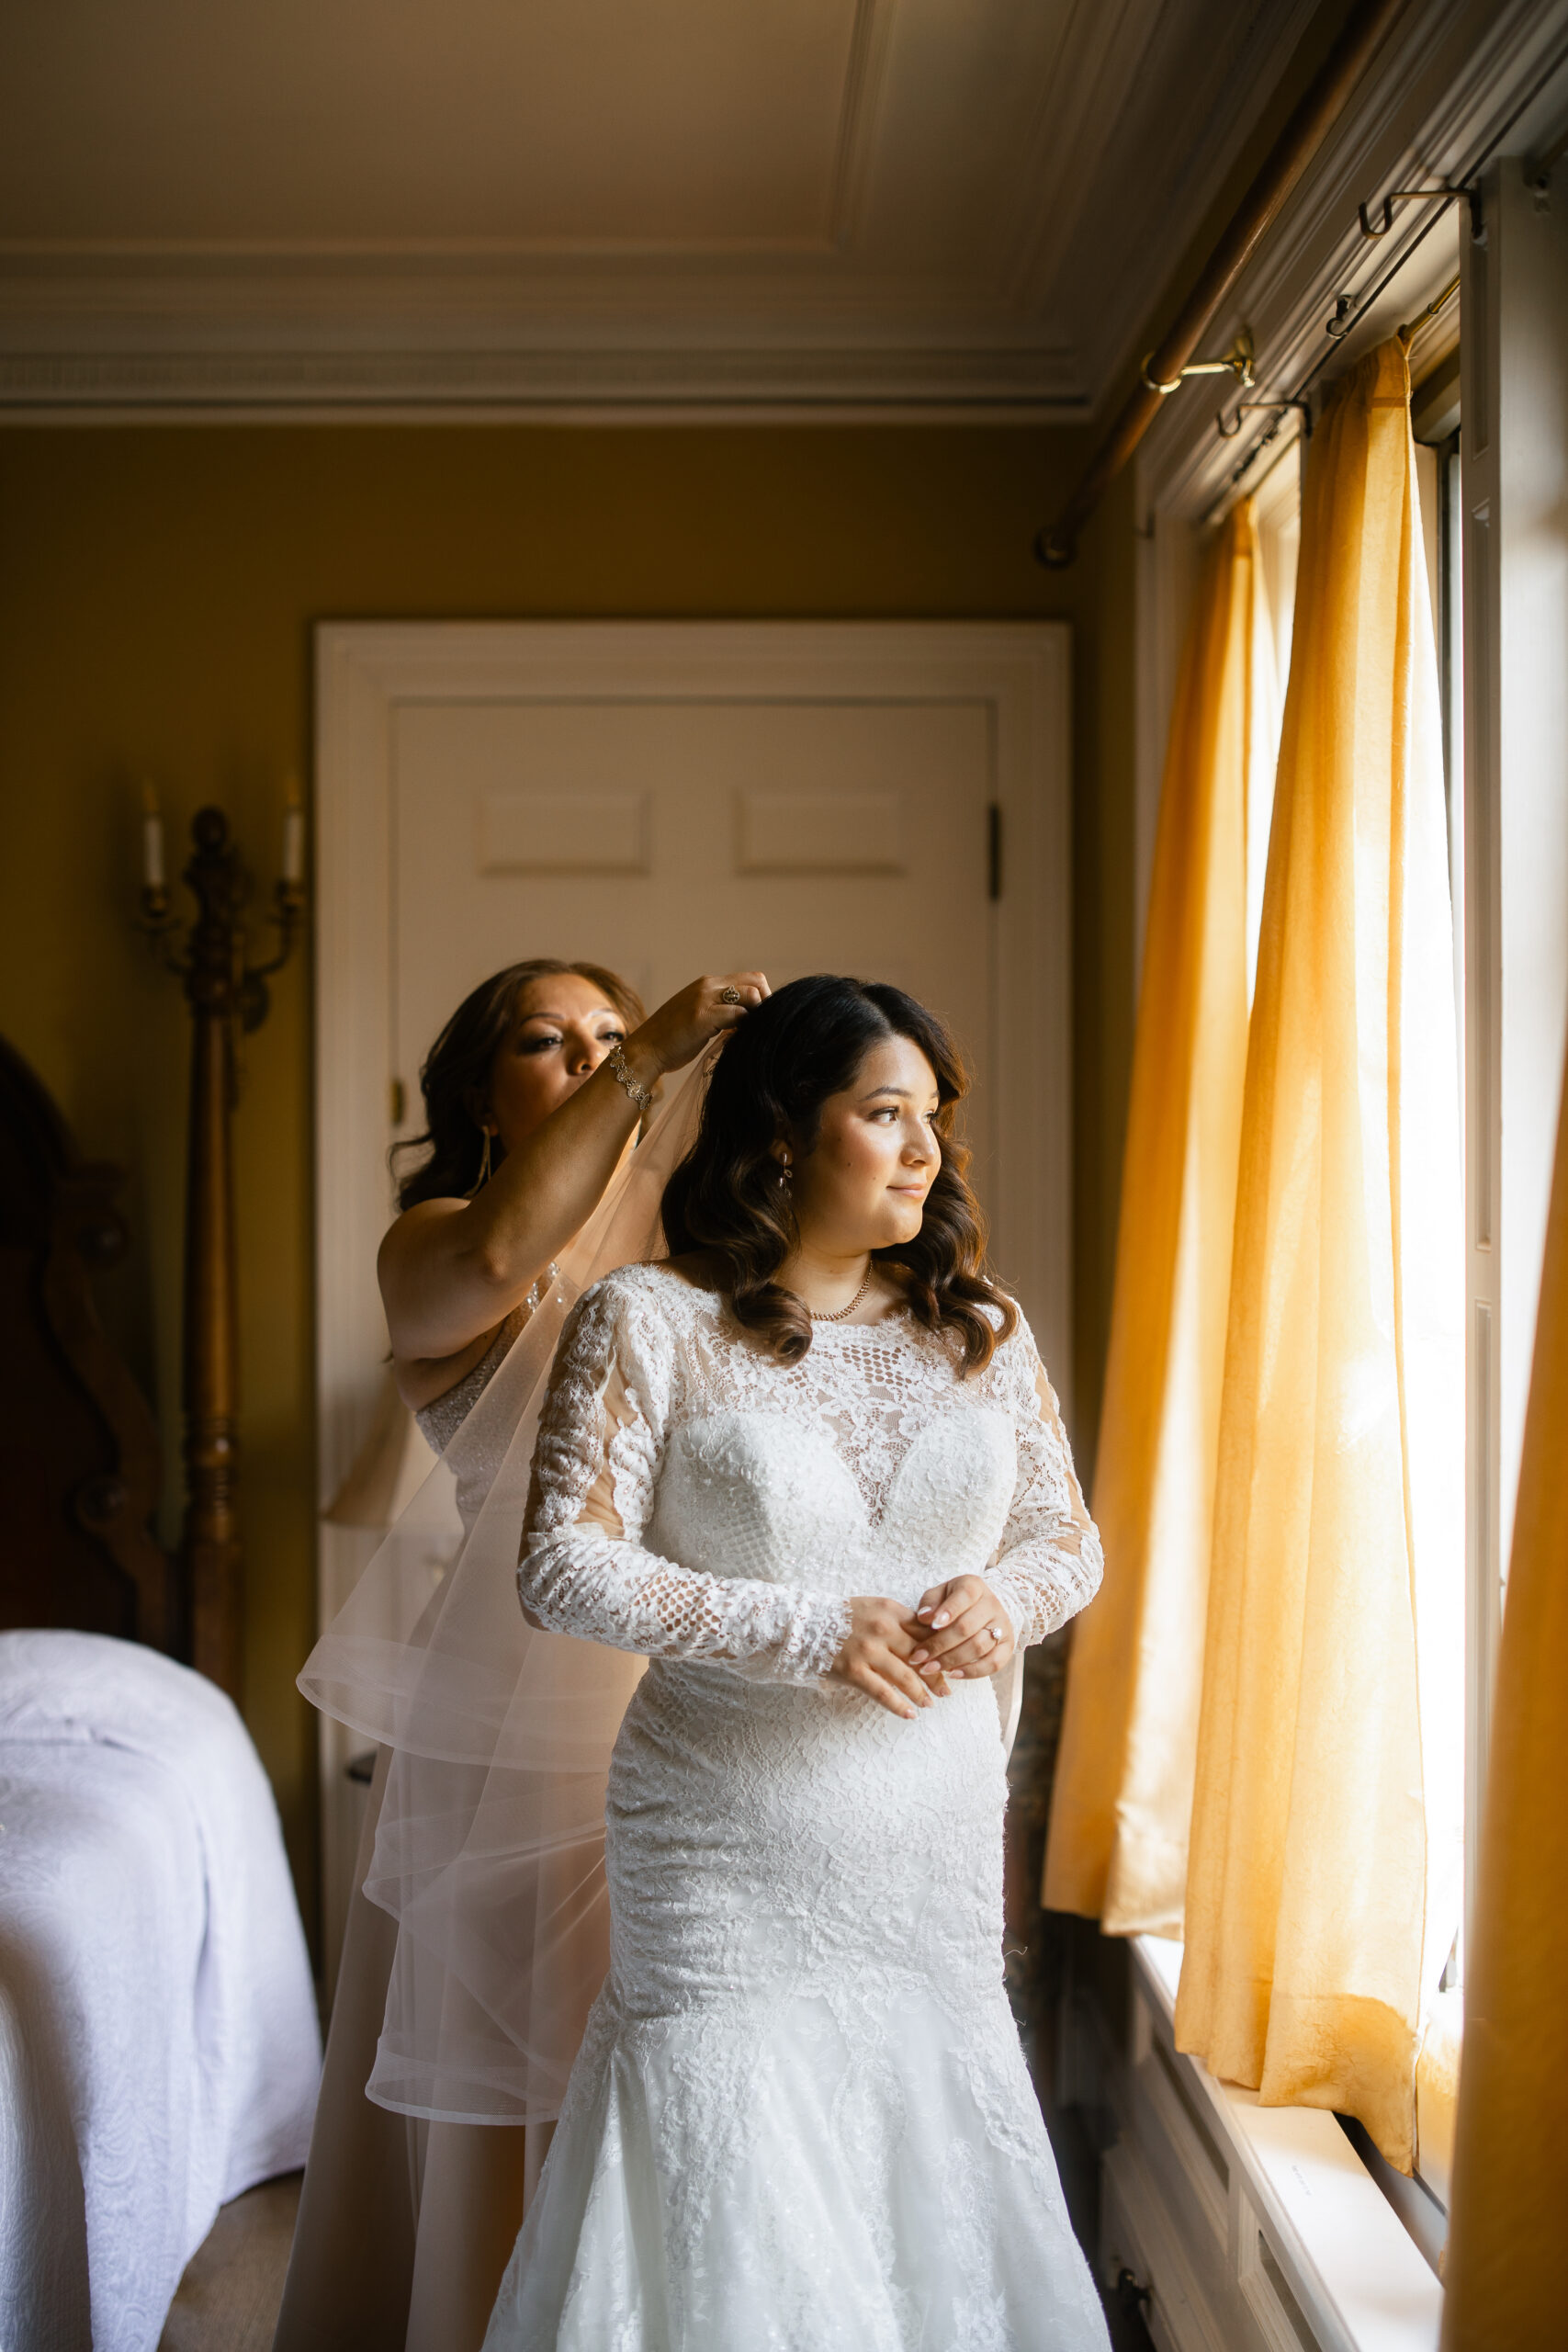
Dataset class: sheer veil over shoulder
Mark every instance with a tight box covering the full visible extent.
[299,1053,719,2134]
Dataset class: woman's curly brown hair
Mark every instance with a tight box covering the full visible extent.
[660,975,1016,1372]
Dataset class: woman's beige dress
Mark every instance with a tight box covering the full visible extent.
[274,1317,539,2352]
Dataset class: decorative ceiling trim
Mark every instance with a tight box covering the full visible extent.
[0,243,1088,421]
[0,337,1090,421]
[1,7,892,271]
[0,5,887,277]
[824,0,896,252]
[0,0,1389,423]
[0,250,1029,308]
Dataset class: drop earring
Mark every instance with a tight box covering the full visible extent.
[777,1158,792,1190]
[473,1125,493,1193]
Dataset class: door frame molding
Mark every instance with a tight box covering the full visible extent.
[315,616,1074,1508]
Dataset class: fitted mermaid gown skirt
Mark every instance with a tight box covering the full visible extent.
[482,1265,1111,2352]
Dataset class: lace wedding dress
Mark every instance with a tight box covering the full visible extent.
[483,1263,1111,2352]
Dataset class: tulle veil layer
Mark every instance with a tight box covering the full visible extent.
[299,1061,712,2126]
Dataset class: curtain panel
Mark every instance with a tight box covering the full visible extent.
[1043,501,1276,1934]
[1174,340,1464,2172]
[1441,1044,1568,2346]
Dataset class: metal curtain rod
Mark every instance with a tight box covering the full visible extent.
[1398,270,1461,343]
[1201,243,1455,523]
[1201,202,1459,528]
[1033,0,1416,568]
[1202,22,1568,518]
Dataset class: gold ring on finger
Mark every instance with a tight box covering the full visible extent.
[719,985,744,1005]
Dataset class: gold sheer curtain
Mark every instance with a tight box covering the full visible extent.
[1044,500,1277,1933]
[1174,340,1464,2171]
[1441,1049,1568,2346]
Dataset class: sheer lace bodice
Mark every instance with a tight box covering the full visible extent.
[519,1262,1102,1679]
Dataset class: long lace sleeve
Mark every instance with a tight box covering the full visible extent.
[984,1323,1103,1646]
[519,1275,852,1683]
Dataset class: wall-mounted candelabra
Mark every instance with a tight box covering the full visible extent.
[136,786,307,1697]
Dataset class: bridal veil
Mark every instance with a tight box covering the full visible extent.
[299,1057,713,2127]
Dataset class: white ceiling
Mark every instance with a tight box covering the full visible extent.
[0,0,1321,418]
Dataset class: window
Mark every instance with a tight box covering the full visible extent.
[1184,152,1568,2212]
[1112,58,1568,2345]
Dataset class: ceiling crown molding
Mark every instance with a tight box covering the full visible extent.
[0,336,1089,424]
[0,0,1329,422]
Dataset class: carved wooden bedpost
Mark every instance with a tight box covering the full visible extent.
[180,809,245,1693]
[138,794,305,1697]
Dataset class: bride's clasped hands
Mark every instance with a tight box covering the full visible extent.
[910,1570,1018,1678]
[829,1577,1016,1717]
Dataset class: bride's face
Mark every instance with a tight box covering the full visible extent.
[787,1034,942,1255]
[484,972,628,1155]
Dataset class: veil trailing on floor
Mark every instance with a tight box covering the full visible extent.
[299,1057,716,2128]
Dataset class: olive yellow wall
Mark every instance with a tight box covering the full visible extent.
[0,423,1136,1951]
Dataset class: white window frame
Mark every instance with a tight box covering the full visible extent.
[1457,153,1568,1958]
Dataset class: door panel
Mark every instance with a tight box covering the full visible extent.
[390,695,995,1189]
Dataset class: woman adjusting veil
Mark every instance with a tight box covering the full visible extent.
[276,956,767,2352]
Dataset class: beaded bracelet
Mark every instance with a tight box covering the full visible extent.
[605,1038,656,1115]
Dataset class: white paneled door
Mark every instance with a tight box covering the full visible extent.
[314,621,1069,1967]
[389,695,996,1183]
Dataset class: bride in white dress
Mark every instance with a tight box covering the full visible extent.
[484,975,1111,2351]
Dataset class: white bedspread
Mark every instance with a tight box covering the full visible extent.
[0,1632,321,2352]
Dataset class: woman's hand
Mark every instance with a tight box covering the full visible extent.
[907,1576,1016,1681]
[630,973,770,1079]
[382,967,769,1400]
[828,1595,952,1719]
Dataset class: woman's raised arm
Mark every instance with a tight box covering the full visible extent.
[381,972,766,1402]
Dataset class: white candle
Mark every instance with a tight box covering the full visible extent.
[282,776,305,887]
[141,781,164,892]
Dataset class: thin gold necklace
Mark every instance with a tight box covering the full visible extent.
[807,1271,876,1324]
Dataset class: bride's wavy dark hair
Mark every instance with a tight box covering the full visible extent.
[660,975,1015,1371]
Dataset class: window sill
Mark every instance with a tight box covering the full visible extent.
[1121,1936,1443,2352]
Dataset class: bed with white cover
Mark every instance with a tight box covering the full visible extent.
[0,1631,321,2352]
